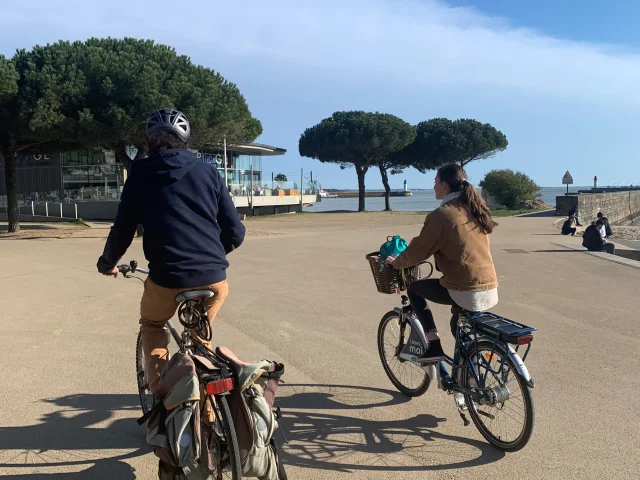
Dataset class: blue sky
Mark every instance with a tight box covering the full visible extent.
[1,0,639,189]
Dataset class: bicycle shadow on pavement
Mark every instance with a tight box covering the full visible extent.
[0,460,136,479]
[0,394,146,478]
[276,384,504,473]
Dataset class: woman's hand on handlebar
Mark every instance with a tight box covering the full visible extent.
[385,256,396,267]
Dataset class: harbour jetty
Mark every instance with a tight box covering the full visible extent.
[577,186,640,194]
[331,190,413,198]
[556,188,640,225]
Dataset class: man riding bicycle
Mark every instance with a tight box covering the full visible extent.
[97,108,245,394]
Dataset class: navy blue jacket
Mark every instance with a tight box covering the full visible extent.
[97,149,245,288]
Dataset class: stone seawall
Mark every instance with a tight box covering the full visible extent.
[556,191,640,225]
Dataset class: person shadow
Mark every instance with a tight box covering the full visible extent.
[0,394,147,478]
[275,384,505,473]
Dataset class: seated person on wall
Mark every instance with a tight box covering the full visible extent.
[561,214,578,236]
[596,212,613,237]
[568,207,583,227]
[582,219,616,255]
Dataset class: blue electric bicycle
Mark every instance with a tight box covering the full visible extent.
[375,261,536,452]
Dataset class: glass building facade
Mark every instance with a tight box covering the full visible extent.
[0,148,123,203]
[0,143,284,205]
[196,149,264,196]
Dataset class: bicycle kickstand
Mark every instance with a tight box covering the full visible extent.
[454,393,471,427]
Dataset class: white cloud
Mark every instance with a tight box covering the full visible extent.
[3,0,639,107]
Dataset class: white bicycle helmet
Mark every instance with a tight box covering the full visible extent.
[145,108,191,143]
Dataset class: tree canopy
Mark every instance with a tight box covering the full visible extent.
[480,169,541,209]
[11,38,262,165]
[393,118,507,170]
[1,38,262,232]
[0,55,17,99]
[299,111,415,211]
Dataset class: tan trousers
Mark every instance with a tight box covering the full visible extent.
[139,277,229,394]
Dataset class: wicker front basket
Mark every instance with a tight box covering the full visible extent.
[366,252,421,294]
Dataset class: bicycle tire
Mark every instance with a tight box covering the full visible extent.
[135,331,155,415]
[377,311,430,397]
[463,339,535,452]
[207,395,242,480]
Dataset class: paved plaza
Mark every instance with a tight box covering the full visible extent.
[1,213,639,479]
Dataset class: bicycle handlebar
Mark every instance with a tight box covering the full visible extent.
[116,260,149,277]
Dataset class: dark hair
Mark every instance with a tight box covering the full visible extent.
[147,130,187,154]
[597,212,603,218]
[595,219,605,227]
[437,163,497,234]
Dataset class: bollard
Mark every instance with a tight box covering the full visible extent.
[31,201,34,216]
[74,203,78,219]
[60,203,63,218]
[45,202,48,217]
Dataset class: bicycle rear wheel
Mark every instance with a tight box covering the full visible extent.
[204,395,242,480]
[135,331,154,415]
[463,339,534,451]
[377,311,430,397]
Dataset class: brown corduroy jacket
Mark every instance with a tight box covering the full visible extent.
[392,198,498,292]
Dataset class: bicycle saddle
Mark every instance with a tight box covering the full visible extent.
[216,346,271,391]
[175,290,215,302]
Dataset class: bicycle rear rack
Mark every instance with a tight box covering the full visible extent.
[463,312,536,344]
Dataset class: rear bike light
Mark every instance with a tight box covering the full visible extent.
[205,378,233,395]
[517,335,533,345]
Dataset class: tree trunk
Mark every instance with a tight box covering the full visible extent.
[379,164,392,212]
[2,146,19,233]
[356,165,367,212]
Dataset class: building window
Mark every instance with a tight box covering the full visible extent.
[235,155,262,172]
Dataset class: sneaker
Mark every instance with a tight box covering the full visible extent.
[417,339,447,363]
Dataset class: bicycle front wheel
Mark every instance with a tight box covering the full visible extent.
[463,339,535,452]
[205,395,242,480]
[377,311,430,397]
[135,331,154,415]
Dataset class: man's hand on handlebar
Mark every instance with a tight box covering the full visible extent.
[100,260,148,279]
[101,266,120,278]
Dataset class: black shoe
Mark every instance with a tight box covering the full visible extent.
[417,339,446,363]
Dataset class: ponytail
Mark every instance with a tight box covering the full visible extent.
[437,164,497,234]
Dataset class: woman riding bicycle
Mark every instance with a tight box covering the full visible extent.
[386,163,498,361]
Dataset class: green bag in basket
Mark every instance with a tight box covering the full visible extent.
[380,235,408,259]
